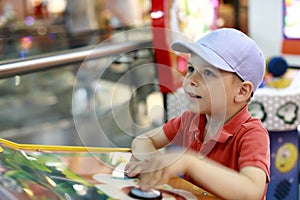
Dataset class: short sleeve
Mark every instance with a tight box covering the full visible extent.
[238,126,270,182]
[163,111,200,146]
[163,115,183,144]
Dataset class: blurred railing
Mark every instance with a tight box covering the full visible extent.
[0,40,152,78]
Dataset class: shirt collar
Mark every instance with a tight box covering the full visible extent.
[215,105,252,143]
[189,114,206,133]
[190,105,251,143]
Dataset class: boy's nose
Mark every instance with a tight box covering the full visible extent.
[187,73,200,87]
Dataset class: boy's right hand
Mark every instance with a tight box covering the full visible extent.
[125,157,147,178]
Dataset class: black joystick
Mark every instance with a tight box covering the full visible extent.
[129,187,162,200]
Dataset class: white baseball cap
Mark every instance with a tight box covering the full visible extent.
[171,28,265,92]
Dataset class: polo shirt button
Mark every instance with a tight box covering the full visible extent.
[200,149,208,155]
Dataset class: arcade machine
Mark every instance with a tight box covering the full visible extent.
[0,138,219,199]
[282,0,300,55]
[248,0,300,199]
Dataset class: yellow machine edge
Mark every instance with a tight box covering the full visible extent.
[0,138,131,152]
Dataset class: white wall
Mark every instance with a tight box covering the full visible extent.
[248,0,300,67]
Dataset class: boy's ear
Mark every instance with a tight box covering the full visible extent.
[234,81,253,102]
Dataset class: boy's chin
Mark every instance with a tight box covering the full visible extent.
[187,105,203,114]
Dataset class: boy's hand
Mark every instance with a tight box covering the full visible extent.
[136,152,191,191]
[125,157,147,178]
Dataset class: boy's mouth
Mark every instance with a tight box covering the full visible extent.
[187,92,202,99]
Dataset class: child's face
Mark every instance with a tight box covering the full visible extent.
[182,54,242,116]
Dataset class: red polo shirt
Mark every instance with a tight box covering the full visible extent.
[163,105,270,197]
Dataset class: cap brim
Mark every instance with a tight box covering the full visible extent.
[171,41,235,73]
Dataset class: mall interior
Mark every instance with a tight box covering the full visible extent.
[0,0,300,199]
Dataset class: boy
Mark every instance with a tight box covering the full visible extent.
[125,28,270,200]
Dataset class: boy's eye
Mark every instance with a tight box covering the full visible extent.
[203,69,214,76]
[188,65,195,73]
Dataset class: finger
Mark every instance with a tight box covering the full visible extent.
[137,169,163,191]
[124,162,133,171]
[148,169,163,187]
[150,170,170,188]
[125,161,140,172]
[137,172,153,191]
[125,163,144,177]
[126,159,149,170]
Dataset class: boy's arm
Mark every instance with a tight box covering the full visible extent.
[138,152,266,200]
[187,156,267,200]
[131,126,170,161]
[125,126,170,177]
[129,128,267,199]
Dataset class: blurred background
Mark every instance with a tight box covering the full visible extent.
[3,1,300,199]
[0,0,245,60]
[0,0,268,148]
